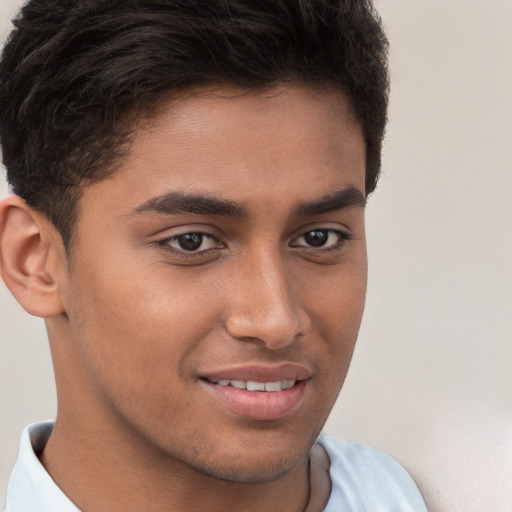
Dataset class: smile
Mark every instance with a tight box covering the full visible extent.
[210,379,296,392]
[201,379,307,420]
[199,364,311,420]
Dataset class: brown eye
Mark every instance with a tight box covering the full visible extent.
[176,233,204,251]
[161,232,220,254]
[291,228,350,250]
[303,230,329,247]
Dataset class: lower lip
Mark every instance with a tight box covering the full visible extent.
[201,380,307,421]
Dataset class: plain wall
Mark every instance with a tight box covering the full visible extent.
[1,1,511,510]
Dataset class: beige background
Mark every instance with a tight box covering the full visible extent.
[1,1,511,510]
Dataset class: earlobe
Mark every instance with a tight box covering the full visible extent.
[0,195,66,318]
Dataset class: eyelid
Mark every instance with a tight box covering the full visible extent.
[290,223,351,240]
[289,226,352,250]
[152,224,227,259]
[152,222,220,237]
[165,232,218,250]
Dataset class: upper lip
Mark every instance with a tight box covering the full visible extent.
[200,363,312,383]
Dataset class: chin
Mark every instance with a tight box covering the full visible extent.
[196,454,304,484]
[185,431,316,484]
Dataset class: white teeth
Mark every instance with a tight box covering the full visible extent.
[282,379,296,390]
[264,381,282,392]
[213,379,297,391]
[246,381,265,391]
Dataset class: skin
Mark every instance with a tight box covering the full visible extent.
[0,85,367,511]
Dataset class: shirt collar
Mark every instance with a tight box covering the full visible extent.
[5,422,80,512]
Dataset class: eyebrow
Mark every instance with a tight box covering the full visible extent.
[296,186,366,217]
[133,192,247,218]
[131,185,365,219]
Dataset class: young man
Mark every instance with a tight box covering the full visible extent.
[0,1,427,510]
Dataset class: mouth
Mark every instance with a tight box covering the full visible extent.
[199,365,310,421]
[207,378,297,392]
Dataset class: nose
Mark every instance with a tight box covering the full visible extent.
[224,249,309,349]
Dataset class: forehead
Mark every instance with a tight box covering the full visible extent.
[137,84,363,161]
[79,85,366,218]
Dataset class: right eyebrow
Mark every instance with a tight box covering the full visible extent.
[296,186,366,217]
[131,192,247,218]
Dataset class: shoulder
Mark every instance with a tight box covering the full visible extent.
[318,433,428,512]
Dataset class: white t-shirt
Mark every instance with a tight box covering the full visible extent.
[318,434,427,511]
[3,422,427,511]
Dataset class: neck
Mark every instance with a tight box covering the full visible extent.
[40,415,312,512]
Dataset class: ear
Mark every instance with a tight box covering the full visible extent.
[0,194,66,317]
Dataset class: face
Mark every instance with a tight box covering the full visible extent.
[54,85,367,483]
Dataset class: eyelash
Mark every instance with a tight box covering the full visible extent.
[158,232,223,258]
[157,228,351,258]
[289,228,351,252]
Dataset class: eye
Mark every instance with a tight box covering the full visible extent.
[161,232,220,253]
[291,228,349,250]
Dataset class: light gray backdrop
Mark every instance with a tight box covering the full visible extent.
[1,1,511,510]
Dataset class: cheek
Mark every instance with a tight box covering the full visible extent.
[301,257,367,393]
[299,265,366,434]
[65,260,220,398]
[304,257,367,337]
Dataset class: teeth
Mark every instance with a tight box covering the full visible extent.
[281,379,296,390]
[246,381,265,391]
[213,379,297,392]
[264,381,282,392]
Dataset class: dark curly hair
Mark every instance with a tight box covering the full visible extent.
[0,0,389,248]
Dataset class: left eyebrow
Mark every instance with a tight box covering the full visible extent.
[131,192,247,218]
[296,186,366,217]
